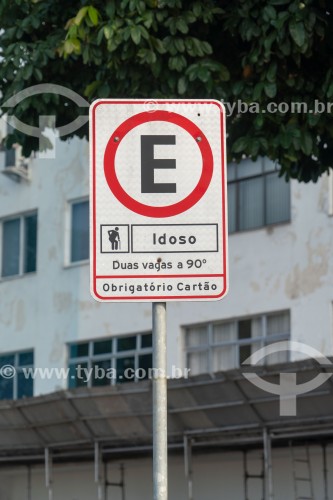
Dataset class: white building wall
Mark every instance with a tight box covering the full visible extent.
[0,445,332,500]
[0,137,332,395]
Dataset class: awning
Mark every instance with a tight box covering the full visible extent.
[0,358,332,463]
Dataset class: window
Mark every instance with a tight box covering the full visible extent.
[5,146,16,167]
[0,350,34,400]
[185,311,290,375]
[0,123,16,167]
[70,199,89,263]
[228,158,290,233]
[68,332,153,388]
[1,212,37,278]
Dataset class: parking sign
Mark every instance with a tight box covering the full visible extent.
[90,99,228,301]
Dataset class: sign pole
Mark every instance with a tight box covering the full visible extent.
[152,301,168,500]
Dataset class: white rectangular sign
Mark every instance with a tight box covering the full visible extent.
[90,99,228,302]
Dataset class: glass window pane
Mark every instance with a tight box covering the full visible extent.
[267,312,290,337]
[92,360,112,386]
[68,362,88,388]
[0,377,14,400]
[18,351,34,366]
[117,336,136,352]
[138,353,152,379]
[17,372,33,399]
[5,147,16,167]
[251,318,263,338]
[227,182,236,233]
[116,357,135,383]
[212,345,236,371]
[213,322,236,343]
[265,172,290,225]
[185,326,208,347]
[2,218,20,277]
[187,351,208,375]
[0,355,15,368]
[238,320,252,340]
[93,340,112,355]
[71,201,89,262]
[242,341,262,365]
[24,213,37,273]
[141,333,152,348]
[264,340,289,365]
[69,343,89,359]
[239,177,264,230]
[239,344,253,365]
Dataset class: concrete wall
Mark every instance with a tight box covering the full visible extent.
[0,445,332,500]
[0,137,332,395]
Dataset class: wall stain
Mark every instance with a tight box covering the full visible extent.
[273,276,281,293]
[15,299,25,331]
[0,299,25,331]
[250,282,260,292]
[49,332,65,363]
[0,299,14,327]
[54,292,73,312]
[285,243,329,299]
[48,246,58,261]
[78,301,96,311]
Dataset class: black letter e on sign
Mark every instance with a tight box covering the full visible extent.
[141,135,176,193]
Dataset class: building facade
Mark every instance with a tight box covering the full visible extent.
[0,136,333,499]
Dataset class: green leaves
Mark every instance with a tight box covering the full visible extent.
[63,38,81,55]
[300,131,313,155]
[130,26,141,44]
[232,136,249,154]
[72,6,99,27]
[88,6,99,26]
[264,82,277,98]
[74,7,88,26]
[168,55,186,72]
[266,62,277,84]
[289,20,306,47]
[0,0,332,182]
[177,76,187,94]
[263,5,276,21]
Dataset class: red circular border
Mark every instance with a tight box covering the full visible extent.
[104,110,213,218]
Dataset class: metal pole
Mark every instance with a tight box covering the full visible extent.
[152,302,168,500]
[263,428,274,500]
[120,463,126,500]
[184,436,193,500]
[94,442,103,500]
[27,465,31,500]
[45,448,53,500]
[323,443,329,500]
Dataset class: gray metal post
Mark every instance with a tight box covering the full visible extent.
[263,428,273,500]
[323,443,329,500]
[27,465,31,500]
[94,441,103,500]
[152,302,168,500]
[184,436,193,500]
[45,448,53,500]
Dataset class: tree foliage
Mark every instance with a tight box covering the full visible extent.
[1,0,333,182]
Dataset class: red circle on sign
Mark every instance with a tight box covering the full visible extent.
[104,110,213,218]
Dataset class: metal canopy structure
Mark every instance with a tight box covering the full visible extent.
[0,357,333,464]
